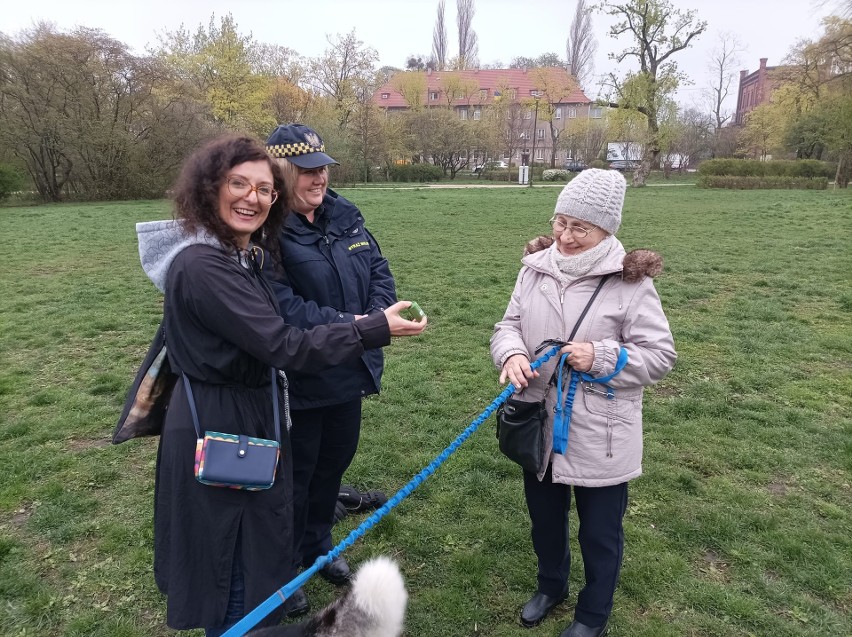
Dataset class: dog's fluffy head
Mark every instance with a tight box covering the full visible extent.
[249,557,407,637]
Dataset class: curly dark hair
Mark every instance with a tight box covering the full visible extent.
[172,135,288,261]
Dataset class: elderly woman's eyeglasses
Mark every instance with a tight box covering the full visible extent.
[549,217,594,238]
[227,177,278,205]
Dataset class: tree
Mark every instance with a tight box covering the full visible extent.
[560,117,609,163]
[456,0,479,70]
[600,0,707,186]
[392,71,428,110]
[308,30,378,131]
[775,15,852,184]
[529,67,579,167]
[739,104,784,159]
[510,53,565,69]
[432,0,448,71]
[666,106,713,172]
[0,23,213,201]
[487,77,528,179]
[156,14,275,136]
[566,0,597,89]
[704,31,743,153]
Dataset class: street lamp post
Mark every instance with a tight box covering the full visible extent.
[529,97,540,188]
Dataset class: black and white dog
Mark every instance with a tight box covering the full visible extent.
[249,557,407,637]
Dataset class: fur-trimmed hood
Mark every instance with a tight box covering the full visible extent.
[523,235,663,284]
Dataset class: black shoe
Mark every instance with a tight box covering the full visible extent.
[318,556,351,585]
[337,485,388,514]
[520,591,567,627]
[283,588,310,618]
[560,619,609,637]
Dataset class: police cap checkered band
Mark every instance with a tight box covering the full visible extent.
[266,141,325,158]
[265,123,339,168]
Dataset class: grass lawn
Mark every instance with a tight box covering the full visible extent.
[0,186,850,637]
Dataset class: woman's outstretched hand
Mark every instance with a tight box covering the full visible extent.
[384,301,428,336]
[500,354,539,389]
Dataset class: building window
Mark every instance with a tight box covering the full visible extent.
[555,107,562,119]
[524,109,532,120]
[473,109,481,120]
[508,88,516,99]
[519,131,530,140]
[429,91,438,100]
[459,109,468,120]
[480,89,488,99]
[536,148,544,160]
[568,107,577,118]
[590,106,602,119]
[381,93,390,99]
[537,129,545,139]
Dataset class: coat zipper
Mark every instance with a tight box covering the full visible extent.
[606,419,613,458]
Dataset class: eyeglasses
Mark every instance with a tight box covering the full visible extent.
[226,176,278,205]
[549,217,595,238]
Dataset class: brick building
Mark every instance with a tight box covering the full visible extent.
[735,57,783,125]
[371,67,596,165]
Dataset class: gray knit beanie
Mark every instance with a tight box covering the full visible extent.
[553,168,627,234]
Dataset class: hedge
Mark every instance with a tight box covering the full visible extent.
[542,169,571,182]
[0,164,25,201]
[698,159,835,178]
[697,175,829,190]
[387,163,444,182]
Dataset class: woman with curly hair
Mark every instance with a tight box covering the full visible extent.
[134,135,426,636]
[490,169,676,637]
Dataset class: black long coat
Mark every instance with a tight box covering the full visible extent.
[155,244,389,629]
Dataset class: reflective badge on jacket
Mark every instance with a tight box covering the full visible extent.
[348,240,370,253]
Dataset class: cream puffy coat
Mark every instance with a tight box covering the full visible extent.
[490,238,676,487]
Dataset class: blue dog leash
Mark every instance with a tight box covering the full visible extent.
[221,346,564,637]
[552,347,629,454]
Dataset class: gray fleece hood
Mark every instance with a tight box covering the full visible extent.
[136,219,223,293]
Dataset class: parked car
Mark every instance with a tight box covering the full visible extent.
[563,159,588,172]
[473,160,510,173]
[608,160,641,171]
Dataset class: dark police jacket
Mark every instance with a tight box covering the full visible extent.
[267,189,397,409]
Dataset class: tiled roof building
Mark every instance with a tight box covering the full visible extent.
[372,67,599,165]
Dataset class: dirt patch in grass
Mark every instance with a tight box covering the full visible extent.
[767,482,788,496]
[67,437,111,452]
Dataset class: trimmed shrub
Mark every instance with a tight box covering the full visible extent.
[697,175,829,190]
[698,159,835,179]
[388,163,443,183]
[542,169,570,182]
[0,164,25,201]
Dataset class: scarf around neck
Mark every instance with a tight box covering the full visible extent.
[549,234,615,286]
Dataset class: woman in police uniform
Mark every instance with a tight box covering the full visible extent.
[264,124,397,616]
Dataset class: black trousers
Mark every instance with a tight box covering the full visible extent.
[523,463,628,628]
[288,399,362,569]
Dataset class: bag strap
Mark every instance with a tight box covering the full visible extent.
[182,367,281,444]
[540,273,612,388]
[569,273,611,341]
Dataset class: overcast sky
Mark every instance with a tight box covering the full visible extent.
[2,0,838,111]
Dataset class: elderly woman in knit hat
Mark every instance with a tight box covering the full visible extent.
[490,169,676,637]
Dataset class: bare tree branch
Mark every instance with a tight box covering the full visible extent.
[456,0,479,70]
[566,0,597,89]
[432,0,448,71]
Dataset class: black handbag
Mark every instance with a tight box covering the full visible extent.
[183,367,285,491]
[496,397,548,472]
[112,321,177,444]
[496,274,611,472]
